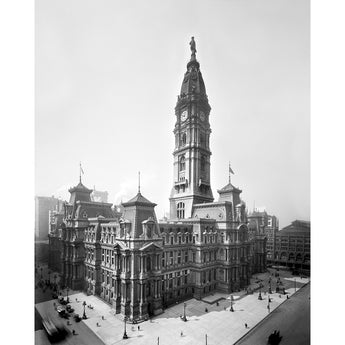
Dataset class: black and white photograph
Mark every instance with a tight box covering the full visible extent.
[33,1,311,344]
[9,0,345,344]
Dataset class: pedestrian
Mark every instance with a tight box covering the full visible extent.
[181,331,183,337]
[245,323,247,328]
[286,295,289,299]
[72,329,76,335]
[279,294,281,298]
[76,297,78,302]
[96,322,99,327]
[138,325,140,331]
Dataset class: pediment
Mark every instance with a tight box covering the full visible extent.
[139,242,163,252]
[113,240,129,250]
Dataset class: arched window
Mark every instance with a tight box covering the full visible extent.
[200,133,205,147]
[179,155,185,171]
[180,133,186,146]
[177,202,185,219]
[201,155,206,171]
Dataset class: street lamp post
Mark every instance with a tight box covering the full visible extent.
[123,317,128,339]
[205,334,208,345]
[267,295,270,313]
[66,287,70,303]
[268,278,272,294]
[182,302,187,321]
[83,301,87,319]
[230,295,234,312]
[53,274,57,292]
[258,283,263,300]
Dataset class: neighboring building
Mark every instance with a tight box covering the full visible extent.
[35,196,63,239]
[268,220,310,275]
[248,210,279,268]
[49,38,265,321]
[91,188,109,203]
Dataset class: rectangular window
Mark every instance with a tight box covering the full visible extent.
[170,236,173,245]
[102,250,105,262]
[179,236,181,244]
[185,251,188,263]
[178,251,181,264]
[170,252,174,265]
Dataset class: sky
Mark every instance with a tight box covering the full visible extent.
[35,0,310,228]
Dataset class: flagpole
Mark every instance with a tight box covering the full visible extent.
[229,162,231,183]
[79,162,82,183]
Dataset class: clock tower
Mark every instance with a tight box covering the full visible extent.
[169,37,214,219]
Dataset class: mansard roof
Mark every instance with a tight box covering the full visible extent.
[122,192,156,207]
[217,182,242,194]
[279,220,310,235]
[68,180,93,204]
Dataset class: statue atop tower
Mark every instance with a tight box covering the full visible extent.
[190,36,197,60]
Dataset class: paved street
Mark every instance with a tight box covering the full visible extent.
[35,266,309,345]
[235,283,310,345]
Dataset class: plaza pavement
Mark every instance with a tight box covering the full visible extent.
[35,265,309,345]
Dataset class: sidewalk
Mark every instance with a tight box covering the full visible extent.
[36,285,302,345]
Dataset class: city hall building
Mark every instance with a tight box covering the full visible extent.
[48,39,266,322]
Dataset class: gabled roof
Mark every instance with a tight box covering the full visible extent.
[122,192,156,207]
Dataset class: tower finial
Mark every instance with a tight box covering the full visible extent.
[138,171,141,193]
[228,162,234,183]
[190,36,197,60]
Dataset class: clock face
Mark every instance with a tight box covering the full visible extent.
[181,110,188,121]
[200,111,205,121]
